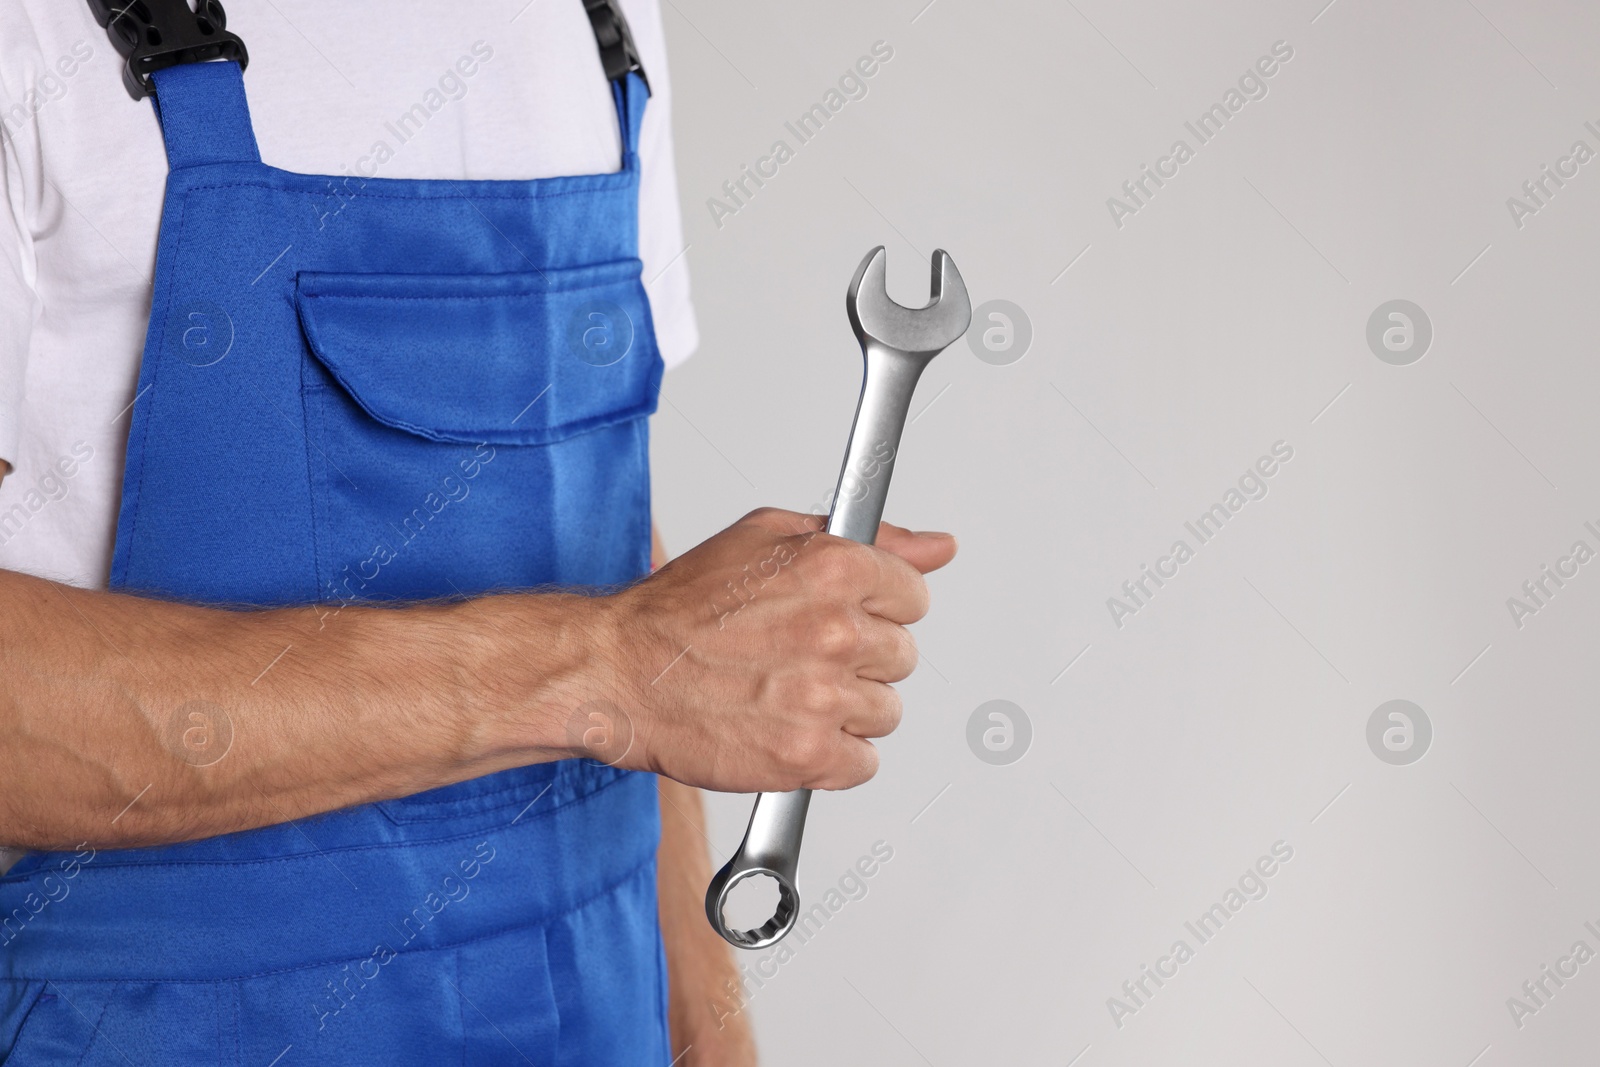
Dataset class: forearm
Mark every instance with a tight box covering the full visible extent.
[1,507,956,854]
[0,568,603,851]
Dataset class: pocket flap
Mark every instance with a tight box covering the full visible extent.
[294,261,663,445]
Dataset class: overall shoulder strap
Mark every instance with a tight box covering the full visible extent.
[614,72,649,159]
[585,0,651,157]
[148,62,262,169]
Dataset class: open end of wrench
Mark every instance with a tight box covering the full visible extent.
[847,246,972,359]
[705,865,800,950]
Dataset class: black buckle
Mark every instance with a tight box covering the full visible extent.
[584,0,649,93]
[87,0,248,100]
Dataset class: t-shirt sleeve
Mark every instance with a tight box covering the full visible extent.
[0,91,39,476]
[624,0,699,372]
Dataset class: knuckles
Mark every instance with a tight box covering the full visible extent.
[809,610,861,662]
[740,505,788,527]
[740,506,820,540]
[788,674,845,717]
[805,536,868,587]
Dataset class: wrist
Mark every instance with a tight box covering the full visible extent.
[570,588,660,772]
[466,591,615,767]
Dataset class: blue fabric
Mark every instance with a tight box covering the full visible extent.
[0,60,670,1065]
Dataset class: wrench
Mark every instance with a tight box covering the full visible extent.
[704,246,971,949]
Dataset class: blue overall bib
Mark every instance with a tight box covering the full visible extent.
[0,40,670,1067]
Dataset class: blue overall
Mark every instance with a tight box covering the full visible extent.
[0,57,670,1065]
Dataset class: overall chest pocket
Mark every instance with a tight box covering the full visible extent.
[294,261,663,608]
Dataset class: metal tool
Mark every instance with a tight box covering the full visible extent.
[704,246,971,949]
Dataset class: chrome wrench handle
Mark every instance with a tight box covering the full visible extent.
[705,247,971,949]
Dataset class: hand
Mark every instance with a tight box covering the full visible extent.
[591,508,957,792]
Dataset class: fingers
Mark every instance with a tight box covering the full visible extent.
[853,543,932,625]
[736,509,954,625]
[839,678,903,738]
[739,507,957,577]
[839,523,954,624]
[872,521,958,575]
[809,734,881,791]
[852,615,918,683]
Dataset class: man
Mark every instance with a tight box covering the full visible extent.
[0,1,955,1064]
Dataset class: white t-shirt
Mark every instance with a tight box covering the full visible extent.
[0,0,698,590]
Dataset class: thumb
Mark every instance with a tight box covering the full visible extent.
[871,521,958,574]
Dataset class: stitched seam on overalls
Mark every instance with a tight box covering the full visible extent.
[632,437,648,566]
[70,985,116,1067]
[454,948,466,1067]
[298,278,640,301]
[652,858,671,1059]
[4,853,657,986]
[294,372,654,451]
[118,193,191,580]
[173,166,638,205]
[297,343,325,604]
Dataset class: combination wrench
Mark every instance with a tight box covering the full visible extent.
[704,245,971,949]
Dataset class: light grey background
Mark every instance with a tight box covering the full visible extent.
[652,0,1600,1063]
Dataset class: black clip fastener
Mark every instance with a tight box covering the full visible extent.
[87,0,248,101]
[583,0,649,92]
